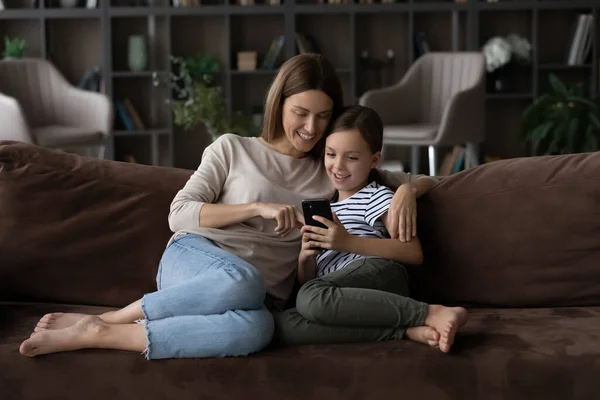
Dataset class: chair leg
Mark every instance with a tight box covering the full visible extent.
[410,146,420,175]
[465,142,479,169]
[428,146,438,176]
[98,144,106,160]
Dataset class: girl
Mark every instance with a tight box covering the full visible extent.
[274,105,468,353]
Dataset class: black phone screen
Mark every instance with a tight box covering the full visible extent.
[302,199,333,229]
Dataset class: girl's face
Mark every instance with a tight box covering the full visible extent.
[325,129,381,195]
[280,90,333,157]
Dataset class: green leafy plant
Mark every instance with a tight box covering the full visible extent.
[3,36,26,59]
[169,55,259,140]
[521,73,600,155]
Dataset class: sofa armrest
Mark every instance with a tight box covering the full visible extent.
[436,81,485,146]
[0,93,35,144]
[58,87,114,137]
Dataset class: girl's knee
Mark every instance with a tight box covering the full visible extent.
[295,281,330,323]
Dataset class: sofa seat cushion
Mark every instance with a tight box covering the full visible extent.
[2,302,599,400]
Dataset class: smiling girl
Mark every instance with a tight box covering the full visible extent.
[274,105,468,353]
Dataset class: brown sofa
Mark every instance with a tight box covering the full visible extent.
[1,140,599,400]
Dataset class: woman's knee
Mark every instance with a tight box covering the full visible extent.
[229,308,274,356]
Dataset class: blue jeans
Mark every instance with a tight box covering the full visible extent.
[140,233,274,360]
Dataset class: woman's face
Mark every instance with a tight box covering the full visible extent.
[280,90,334,156]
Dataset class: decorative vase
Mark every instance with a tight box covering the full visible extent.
[127,35,147,72]
[60,0,78,7]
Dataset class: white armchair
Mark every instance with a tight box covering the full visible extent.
[0,58,112,158]
[359,52,486,175]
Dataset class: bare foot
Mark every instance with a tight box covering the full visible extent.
[20,316,107,357]
[425,305,469,353]
[34,313,90,332]
[405,326,440,348]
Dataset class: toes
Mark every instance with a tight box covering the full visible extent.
[19,340,38,357]
[427,340,439,348]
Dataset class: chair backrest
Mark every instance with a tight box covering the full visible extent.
[0,58,70,128]
[413,52,485,124]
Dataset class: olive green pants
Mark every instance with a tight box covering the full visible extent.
[274,257,429,345]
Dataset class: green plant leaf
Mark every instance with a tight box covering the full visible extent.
[548,73,569,97]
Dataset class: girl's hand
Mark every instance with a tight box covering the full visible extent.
[301,213,352,252]
[388,184,417,242]
[298,233,320,266]
[257,203,304,236]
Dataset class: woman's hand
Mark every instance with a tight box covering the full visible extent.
[301,213,352,252]
[257,203,304,236]
[388,183,417,242]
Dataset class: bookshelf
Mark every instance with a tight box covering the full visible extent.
[0,0,598,170]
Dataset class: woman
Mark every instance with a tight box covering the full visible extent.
[19,53,437,359]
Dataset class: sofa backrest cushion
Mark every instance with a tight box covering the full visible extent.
[0,141,192,307]
[413,151,600,308]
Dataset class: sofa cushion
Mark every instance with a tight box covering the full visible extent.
[2,302,599,400]
[0,141,192,307]
[414,151,600,308]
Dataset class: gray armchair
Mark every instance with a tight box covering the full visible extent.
[0,58,112,158]
[359,52,486,176]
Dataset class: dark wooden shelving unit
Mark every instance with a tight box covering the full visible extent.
[1,0,598,168]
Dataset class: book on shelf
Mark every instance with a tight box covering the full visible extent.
[295,33,321,55]
[115,98,145,131]
[262,35,285,70]
[566,14,594,66]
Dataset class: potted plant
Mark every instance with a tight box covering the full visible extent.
[3,36,26,60]
[168,55,259,141]
[521,73,600,156]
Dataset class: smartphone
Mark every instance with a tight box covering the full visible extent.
[302,199,334,229]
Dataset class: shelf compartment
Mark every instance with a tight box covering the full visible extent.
[46,18,102,86]
[537,9,594,66]
[113,76,170,132]
[113,135,153,166]
[538,68,593,95]
[111,16,170,72]
[1,0,38,9]
[230,13,284,71]
[355,12,409,98]
[296,13,352,70]
[414,11,458,54]
[484,99,531,160]
[0,19,43,58]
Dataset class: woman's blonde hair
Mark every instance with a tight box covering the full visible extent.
[262,53,344,158]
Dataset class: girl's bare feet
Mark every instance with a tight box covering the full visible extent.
[405,326,440,348]
[425,305,469,353]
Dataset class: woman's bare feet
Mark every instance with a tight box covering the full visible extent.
[405,326,440,348]
[21,316,108,357]
[425,305,469,353]
[21,315,146,357]
[33,299,144,332]
[34,313,89,332]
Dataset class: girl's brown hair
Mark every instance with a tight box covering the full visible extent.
[262,53,344,159]
[331,105,385,185]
